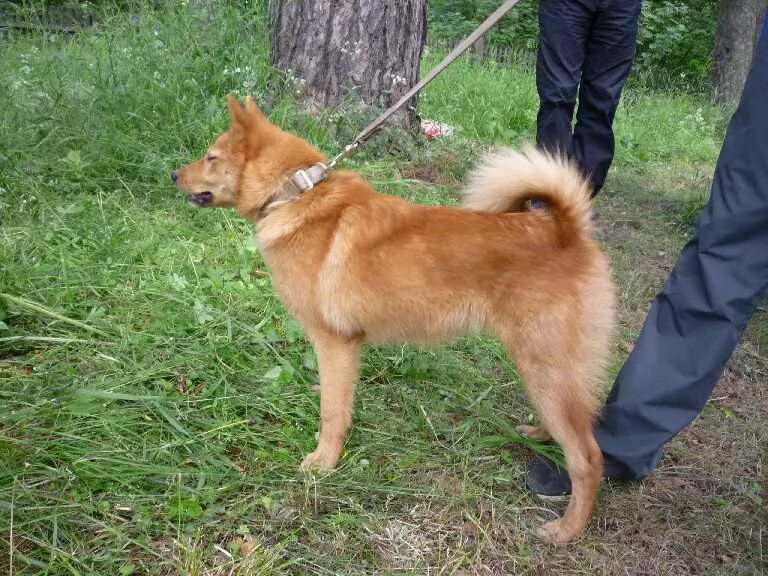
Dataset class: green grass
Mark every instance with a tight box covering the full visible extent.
[2,3,756,575]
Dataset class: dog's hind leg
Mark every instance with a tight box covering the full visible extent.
[530,393,602,543]
[299,330,361,472]
[500,330,603,544]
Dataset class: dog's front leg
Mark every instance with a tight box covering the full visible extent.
[299,331,361,472]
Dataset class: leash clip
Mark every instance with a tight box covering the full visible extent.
[328,142,359,170]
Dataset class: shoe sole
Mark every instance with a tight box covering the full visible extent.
[532,492,570,502]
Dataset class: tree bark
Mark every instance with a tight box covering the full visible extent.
[471,34,486,64]
[710,0,766,105]
[268,0,427,126]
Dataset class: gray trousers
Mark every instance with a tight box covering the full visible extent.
[595,37,768,478]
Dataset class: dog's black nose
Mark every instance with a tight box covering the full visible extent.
[170,170,178,183]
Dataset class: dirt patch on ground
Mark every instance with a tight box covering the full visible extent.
[399,147,480,188]
[400,164,448,185]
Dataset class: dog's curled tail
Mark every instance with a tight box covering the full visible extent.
[463,146,594,245]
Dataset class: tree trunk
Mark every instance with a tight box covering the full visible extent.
[471,34,486,64]
[710,0,766,105]
[268,0,427,126]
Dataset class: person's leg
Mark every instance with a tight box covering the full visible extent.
[528,39,768,494]
[596,41,768,477]
[761,12,767,43]
[535,0,593,157]
[572,0,641,195]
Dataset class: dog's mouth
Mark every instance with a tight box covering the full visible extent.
[188,191,214,207]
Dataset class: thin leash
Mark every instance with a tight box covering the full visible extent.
[327,0,523,170]
[273,0,523,209]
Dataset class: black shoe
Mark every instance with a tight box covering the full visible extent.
[525,454,634,498]
[526,456,572,499]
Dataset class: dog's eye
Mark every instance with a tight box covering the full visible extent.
[206,154,218,162]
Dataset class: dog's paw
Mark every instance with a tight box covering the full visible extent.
[298,449,338,472]
[535,519,577,544]
[516,424,551,442]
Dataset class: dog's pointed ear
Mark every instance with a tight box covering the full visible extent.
[244,95,268,123]
[227,94,247,126]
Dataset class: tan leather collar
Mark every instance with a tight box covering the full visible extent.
[260,162,328,217]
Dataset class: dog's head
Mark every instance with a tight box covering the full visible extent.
[171,95,324,216]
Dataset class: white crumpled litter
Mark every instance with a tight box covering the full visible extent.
[420,119,455,140]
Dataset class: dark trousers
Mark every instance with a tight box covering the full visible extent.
[595,39,768,478]
[536,0,641,195]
